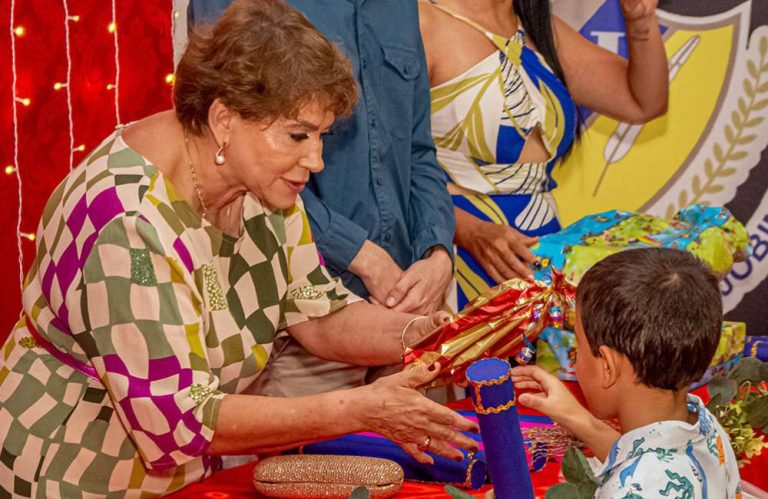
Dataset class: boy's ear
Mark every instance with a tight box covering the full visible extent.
[597,345,622,389]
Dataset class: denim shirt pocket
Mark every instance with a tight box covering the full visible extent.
[381,44,421,140]
[383,44,421,81]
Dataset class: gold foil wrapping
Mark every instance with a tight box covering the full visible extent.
[252,455,404,498]
[405,272,576,385]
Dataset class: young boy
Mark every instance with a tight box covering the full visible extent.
[512,248,742,498]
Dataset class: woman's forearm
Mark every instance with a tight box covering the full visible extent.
[626,14,669,120]
[287,302,419,366]
[209,366,481,462]
[208,389,366,455]
[454,206,478,247]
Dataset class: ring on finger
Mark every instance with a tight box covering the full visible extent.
[417,435,432,452]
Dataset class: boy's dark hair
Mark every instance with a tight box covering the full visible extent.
[577,248,722,391]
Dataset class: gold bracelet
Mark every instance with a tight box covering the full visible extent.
[400,316,428,354]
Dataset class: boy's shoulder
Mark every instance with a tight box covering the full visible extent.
[596,451,704,498]
[593,396,741,498]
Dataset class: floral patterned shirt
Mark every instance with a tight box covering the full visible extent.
[591,395,742,499]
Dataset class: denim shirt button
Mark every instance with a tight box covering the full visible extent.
[375,176,383,186]
[383,233,392,242]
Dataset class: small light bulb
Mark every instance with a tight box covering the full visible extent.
[5,165,16,175]
[13,26,25,37]
[20,232,36,242]
[68,15,80,22]
[15,97,31,107]
[53,82,68,91]
[107,22,117,33]
[106,83,115,90]
[165,73,175,85]
[74,144,86,152]
[173,10,180,18]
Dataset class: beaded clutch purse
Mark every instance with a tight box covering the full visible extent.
[252,455,404,498]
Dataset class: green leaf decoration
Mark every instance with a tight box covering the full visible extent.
[561,447,598,492]
[708,357,768,464]
[444,485,477,498]
[709,376,738,403]
[745,396,768,431]
[546,482,601,499]
[732,357,768,385]
[707,392,723,414]
[546,483,581,499]
[348,486,370,499]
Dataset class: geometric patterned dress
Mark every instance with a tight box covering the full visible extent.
[427,2,577,309]
[0,129,358,497]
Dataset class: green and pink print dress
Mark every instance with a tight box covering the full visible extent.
[0,129,358,497]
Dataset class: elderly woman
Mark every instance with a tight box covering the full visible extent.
[0,1,478,496]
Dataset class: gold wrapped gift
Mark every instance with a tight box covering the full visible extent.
[405,271,575,385]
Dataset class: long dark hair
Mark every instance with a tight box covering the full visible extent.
[513,0,567,87]
[514,0,581,146]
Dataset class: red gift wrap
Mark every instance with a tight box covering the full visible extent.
[405,271,576,385]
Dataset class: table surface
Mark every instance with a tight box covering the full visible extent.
[168,384,768,498]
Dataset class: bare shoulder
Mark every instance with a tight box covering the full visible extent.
[549,14,604,66]
[120,110,180,168]
[417,0,443,74]
[551,15,583,47]
[416,1,457,51]
[417,0,434,19]
[417,0,439,35]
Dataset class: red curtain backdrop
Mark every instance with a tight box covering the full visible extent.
[0,0,174,339]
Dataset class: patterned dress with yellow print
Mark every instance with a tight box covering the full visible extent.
[428,3,577,309]
[0,129,358,497]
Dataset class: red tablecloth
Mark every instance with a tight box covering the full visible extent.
[169,384,767,498]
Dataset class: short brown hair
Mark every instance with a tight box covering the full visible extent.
[577,248,722,391]
[174,0,357,134]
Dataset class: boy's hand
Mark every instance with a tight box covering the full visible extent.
[511,365,620,461]
[511,365,589,429]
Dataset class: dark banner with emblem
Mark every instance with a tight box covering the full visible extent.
[554,0,768,335]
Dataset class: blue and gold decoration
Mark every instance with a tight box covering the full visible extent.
[467,358,533,499]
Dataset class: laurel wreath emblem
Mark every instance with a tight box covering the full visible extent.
[665,36,768,219]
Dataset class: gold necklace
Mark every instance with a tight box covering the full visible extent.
[183,132,209,219]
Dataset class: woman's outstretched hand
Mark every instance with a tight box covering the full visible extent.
[357,362,479,464]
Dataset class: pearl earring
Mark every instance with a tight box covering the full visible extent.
[214,143,227,166]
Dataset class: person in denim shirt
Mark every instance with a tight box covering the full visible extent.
[189,0,455,395]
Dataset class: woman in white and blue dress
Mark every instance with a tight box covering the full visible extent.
[419,0,669,309]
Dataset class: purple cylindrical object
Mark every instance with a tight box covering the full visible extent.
[467,358,533,499]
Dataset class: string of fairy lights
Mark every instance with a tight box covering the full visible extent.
[61,0,75,172]
[6,1,177,300]
[9,0,23,292]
